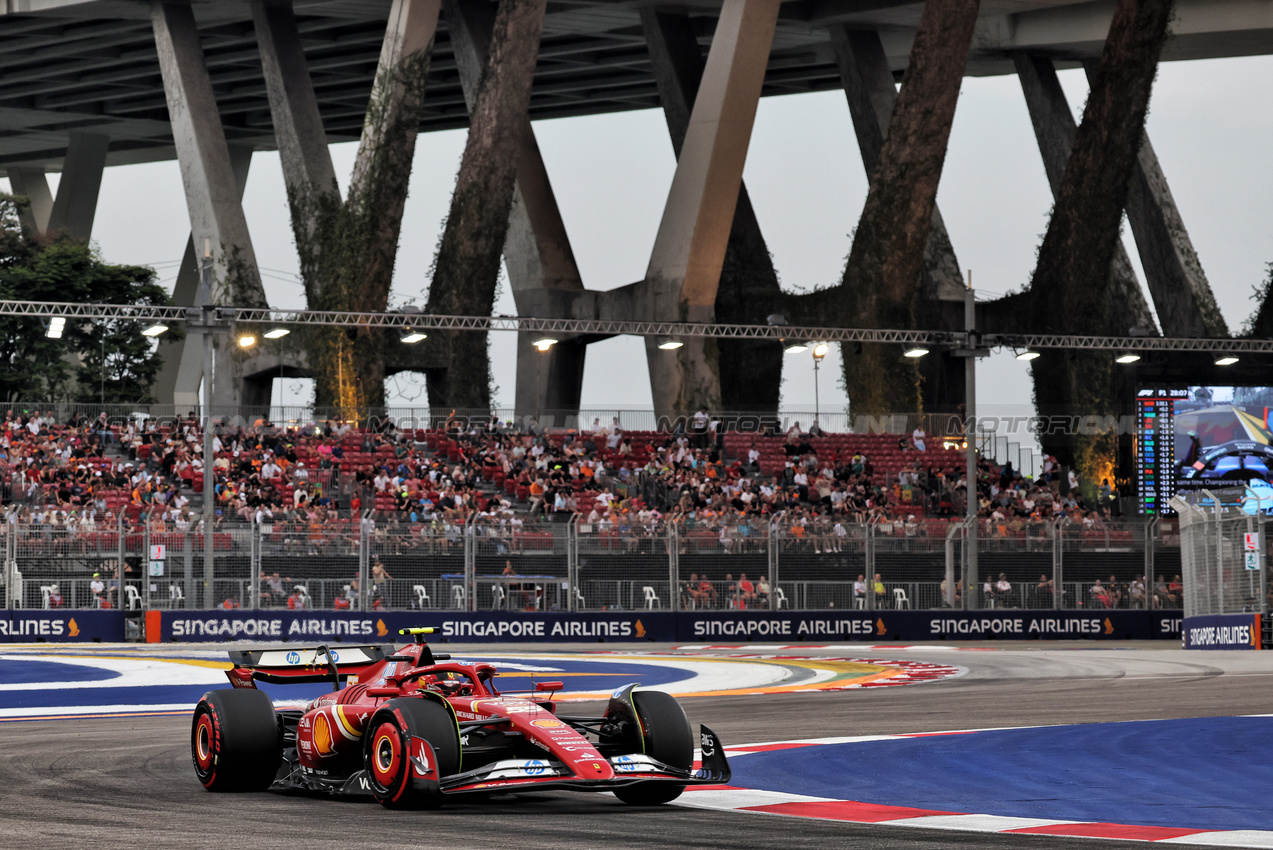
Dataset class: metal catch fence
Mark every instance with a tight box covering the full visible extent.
[3,513,1186,614]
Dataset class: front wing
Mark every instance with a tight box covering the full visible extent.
[437,723,731,796]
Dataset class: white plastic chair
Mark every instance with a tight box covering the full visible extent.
[774,586,788,610]
[642,585,660,609]
[40,584,54,609]
[893,587,910,609]
[125,585,142,610]
[854,596,866,610]
[451,585,465,609]
[413,584,430,609]
[169,583,184,608]
[574,586,586,610]
[492,584,507,610]
[342,584,359,610]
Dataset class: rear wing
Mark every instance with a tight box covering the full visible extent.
[226,643,396,687]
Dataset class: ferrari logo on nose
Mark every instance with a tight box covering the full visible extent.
[593,763,603,772]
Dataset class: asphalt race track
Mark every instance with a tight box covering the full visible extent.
[3,642,1273,849]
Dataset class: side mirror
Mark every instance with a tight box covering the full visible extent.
[535,681,564,692]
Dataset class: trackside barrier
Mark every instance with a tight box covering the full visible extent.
[1181,613,1262,650]
[144,609,1182,644]
[0,610,125,642]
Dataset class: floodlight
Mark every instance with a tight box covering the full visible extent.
[400,331,427,344]
[264,328,290,339]
[141,323,168,337]
[533,337,558,352]
[46,317,66,339]
[903,347,929,358]
[238,335,257,348]
[1114,353,1140,364]
[1015,349,1040,361]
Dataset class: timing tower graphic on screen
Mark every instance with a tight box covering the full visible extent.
[1137,386,1273,514]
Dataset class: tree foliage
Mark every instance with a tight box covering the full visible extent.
[0,194,176,404]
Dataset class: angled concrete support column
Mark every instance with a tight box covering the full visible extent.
[446,0,587,421]
[152,0,269,412]
[832,26,965,422]
[643,6,783,413]
[258,0,439,412]
[643,0,780,418]
[1077,63,1227,336]
[5,167,53,236]
[425,0,549,411]
[1014,53,1157,335]
[46,132,109,240]
[252,0,339,258]
[7,134,108,242]
[153,145,254,411]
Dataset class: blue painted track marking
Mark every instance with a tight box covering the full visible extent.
[0,658,119,685]
[732,717,1273,832]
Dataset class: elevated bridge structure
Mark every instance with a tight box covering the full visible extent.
[0,0,1266,415]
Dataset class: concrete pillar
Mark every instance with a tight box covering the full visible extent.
[424,0,549,411]
[643,0,780,417]
[152,0,269,411]
[6,167,53,236]
[7,133,108,241]
[445,0,587,421]
[348,0,439,211]
[251,0,340,255]
[832,26,965,424]
[1014,53,1158,335]
[153,145,255,412]
[643,6,784,413]
[46,132,109,240]
[1076,63,1227,337]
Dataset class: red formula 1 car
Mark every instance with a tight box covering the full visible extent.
[192,628,730,808]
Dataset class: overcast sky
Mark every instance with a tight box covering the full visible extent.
[3,53,1271,473]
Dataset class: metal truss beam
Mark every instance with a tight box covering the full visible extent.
[0,300,1264,355]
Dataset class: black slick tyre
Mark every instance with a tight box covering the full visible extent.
[191,689,281,792]
[365,698,460,809]
[613,690,693,805]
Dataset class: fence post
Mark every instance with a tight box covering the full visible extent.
[1054,518,1066,610]
[865,519,876,611]
[250,521,262,611]
[116,511,127,612]
[768,517,779,611]
[5,517,14,610]
[143,509,152,610]
[183,526,194,611]
[943,523,959,608]
[667,521,679,613]
[358,515,371,612]
[464,514,476,612]
[567,513,578,613]
[1143,516,1157,610]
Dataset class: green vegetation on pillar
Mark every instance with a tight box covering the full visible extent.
[283,11,434,418]
[818,0,981,421]
[425,0,548,411]
[1027,0,1174,478]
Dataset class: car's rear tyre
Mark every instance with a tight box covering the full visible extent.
[365,698,460,809]
[191,689,281,792]
[613,690,692,805]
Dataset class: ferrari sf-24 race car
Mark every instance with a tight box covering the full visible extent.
[192,628,730,808]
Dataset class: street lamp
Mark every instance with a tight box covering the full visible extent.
[263,327,290,339]
[238,334,257,348]
[533,337,557,352]
[811,342,829,425]
[400,330,426,344]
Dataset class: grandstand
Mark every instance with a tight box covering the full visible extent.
[0,407,1181,618]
